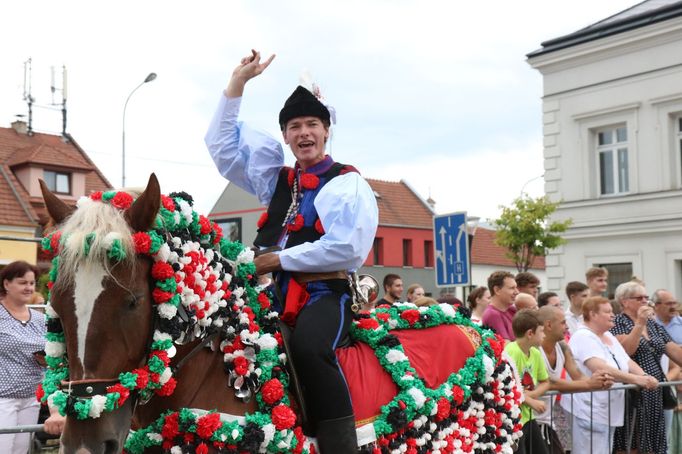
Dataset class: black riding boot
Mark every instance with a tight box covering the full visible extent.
[316,415,357,453]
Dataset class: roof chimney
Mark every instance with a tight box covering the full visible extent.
[427,196,436,210]
[11,120,28,135]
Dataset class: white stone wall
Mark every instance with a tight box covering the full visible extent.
[529,16,682,298]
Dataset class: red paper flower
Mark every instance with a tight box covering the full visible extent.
[271,404,297,430]
[196,412,222,439]
[161,412,179,440]
[198,215,212,235]
[314,218,325,234]
[293,426,306,454]
[195,443,209,454]
[287,168,295,187]
[287,214,305,232]
[436,397,450,421]
[400,309,420,325]
[132,232,152,254]
[257,292,271,309]
[107,383,131,407]
[233,356,249,376]
[300,173,320,190]
[451,385,464,406]
[35,384,44,402]
[49,231,62,252]
[157,377,177,396]
[212,223,223,243]
[257,212,268,229]
[90,191,103,201]
[160,195,175,212]
[262,378,285,405]
[132,368,149,389]
[152,288,173,304]
[376,312,390,322]
[111,192,134,210]
[151,262,175,280]
[357,318,380,330]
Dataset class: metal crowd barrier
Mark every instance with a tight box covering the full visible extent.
[1,381,681,453]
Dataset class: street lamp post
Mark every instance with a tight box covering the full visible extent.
[122,72,157,187]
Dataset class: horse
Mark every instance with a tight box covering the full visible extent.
[38,174,522,454]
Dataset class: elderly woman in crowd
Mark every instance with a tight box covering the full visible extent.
[0,261,60,452]
[467,286,491,325]
[610,281,682,454]
[405,283,425,303]
[566,296,658,454]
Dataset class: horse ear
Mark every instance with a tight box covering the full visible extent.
[39,179,75,224]
[125,173,161,232]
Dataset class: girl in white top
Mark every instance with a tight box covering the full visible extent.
[565,297,657,454]
[467,286,491,325]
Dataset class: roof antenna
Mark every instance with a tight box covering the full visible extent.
[51,65,68,138]
[22,58,34,136]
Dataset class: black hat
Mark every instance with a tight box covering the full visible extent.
[279,86,330,130]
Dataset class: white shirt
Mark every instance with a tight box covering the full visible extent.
[565,309,583,336]
[563,328,630,427]
[537,342,565,426]
[205,95,378,272]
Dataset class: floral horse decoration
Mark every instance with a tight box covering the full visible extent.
[38,174,522,453]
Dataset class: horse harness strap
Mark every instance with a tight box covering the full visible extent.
[171,331,219,374]
[60,377,119,398]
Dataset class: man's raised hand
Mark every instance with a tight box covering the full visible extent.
[225,49,276,97]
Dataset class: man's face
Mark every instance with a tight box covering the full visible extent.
[654,290,678,322]
[282,116,328,170]
[387,279,404,300]
[588,275,608,295]
[495,277,519,307]
[570,290,589,311]
[548,311,568,340]
[518,283,539,299]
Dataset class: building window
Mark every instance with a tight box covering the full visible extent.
[402,239,413,266]
[214,217,242,243]
[596,126,629,195]
[424,240,434,267]
[596,262,633,299]
[373,238,384,266]
[44,170,71,194]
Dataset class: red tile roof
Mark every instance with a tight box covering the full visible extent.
[471,227,545,270]
[0,125,112,228]
[366,178,434,229]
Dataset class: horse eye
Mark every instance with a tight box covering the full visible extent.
[125,294,140,310]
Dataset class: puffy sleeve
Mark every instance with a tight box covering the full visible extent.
[204,95,284,205]
[278,172,378,272]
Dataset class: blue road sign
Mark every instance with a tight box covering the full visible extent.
[433,212,470,287]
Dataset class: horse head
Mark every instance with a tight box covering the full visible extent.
[40,175,160,454]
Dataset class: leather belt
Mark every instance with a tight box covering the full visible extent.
[292,270,348,284]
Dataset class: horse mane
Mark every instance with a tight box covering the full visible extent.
[55,192,143,287]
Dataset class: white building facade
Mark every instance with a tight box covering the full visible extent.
[528,1,682,298]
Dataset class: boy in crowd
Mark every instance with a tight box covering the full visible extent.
[565,281,589,335]
[538,291,561,308]
[585,266,608,297]
[376,273,403,305]
[504,309,550,454]
[516,271,541,299]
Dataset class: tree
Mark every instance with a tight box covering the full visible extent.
[494,195,572,272]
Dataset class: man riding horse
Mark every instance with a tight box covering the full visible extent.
[205,50,379,453]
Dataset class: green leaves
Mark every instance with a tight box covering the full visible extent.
[494,195,571,271]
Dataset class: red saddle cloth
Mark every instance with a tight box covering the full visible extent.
[336,324,479,426]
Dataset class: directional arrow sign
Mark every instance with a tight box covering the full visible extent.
[433,212,470,287]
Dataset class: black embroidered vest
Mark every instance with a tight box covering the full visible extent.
[254,161,357,249]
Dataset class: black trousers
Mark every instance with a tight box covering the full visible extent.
[516,420,550,454]
[289,280,354,423]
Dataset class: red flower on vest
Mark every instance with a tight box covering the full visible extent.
[287,168,295,187]
[300,173,320,190]
[314,218,325,234]
[257,212,268,229]
[287,214,304,232]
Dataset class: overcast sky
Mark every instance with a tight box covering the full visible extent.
[1,0,639,221]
